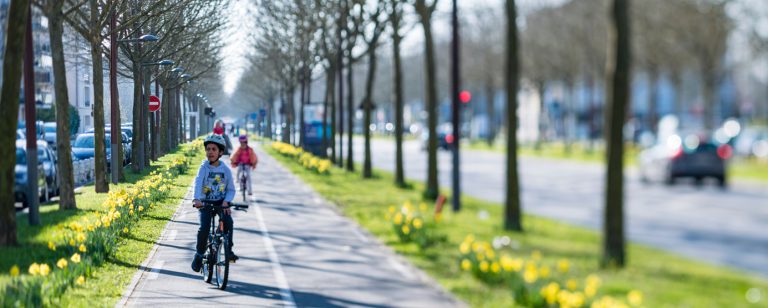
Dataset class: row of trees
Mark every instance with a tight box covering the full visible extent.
[0,0,226,246]
[238,0,632,267]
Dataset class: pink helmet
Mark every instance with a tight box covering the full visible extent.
[238,135,248,142]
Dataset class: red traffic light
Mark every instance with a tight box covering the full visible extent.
[459,90,471,104]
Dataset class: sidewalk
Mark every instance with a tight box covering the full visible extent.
[118,142,464,307]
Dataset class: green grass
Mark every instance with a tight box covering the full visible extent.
[1,148,203,307]
[266,144,768,308]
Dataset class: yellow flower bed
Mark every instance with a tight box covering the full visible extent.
[386,201,443,249]
[271,142,331,174]
[1,148,195,307]
[458,235,643,308]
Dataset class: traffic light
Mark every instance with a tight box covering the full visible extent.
[459,90,471,104]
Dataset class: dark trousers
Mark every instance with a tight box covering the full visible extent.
[196,208,234,255]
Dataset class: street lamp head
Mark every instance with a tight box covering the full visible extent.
[171,67,184,73]
[139,34,159,42]
[158,59,174,66]
[180,74,192,79]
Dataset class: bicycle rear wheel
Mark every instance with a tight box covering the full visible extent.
[202,249,214,283]
[214,238,229,290]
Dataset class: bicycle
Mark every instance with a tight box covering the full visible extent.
[237,164,250,201]
[195,199,248,290]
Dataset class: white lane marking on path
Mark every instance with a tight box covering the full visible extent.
[388,258,416,281]
[147,261,165,280]
[255,204,297,308]
[167,230,178,241]
[351,228,370,243]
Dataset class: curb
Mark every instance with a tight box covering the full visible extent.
[115,179,196,308]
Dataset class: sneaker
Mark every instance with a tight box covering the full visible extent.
[191,253,203,272]
[247,192,253,196]
[227,251,239,263]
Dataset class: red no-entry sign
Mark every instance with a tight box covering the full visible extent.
[149,95,160,112]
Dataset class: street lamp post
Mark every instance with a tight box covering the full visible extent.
[115,32,159,176]
[141,59,173,161]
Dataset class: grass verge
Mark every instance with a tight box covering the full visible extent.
[266,144,767,308]
[1,147,203,307]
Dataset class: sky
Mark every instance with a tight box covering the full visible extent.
[219,0,567,96]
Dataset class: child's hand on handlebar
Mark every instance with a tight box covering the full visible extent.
[193,199,203,208]
[223,201,232,215]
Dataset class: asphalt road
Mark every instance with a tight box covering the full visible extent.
[119,142,463,307]
[349,138,768,278]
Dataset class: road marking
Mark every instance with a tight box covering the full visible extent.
[388,258,416,281]
[147,261,165,280]
[351,228,370,243]
[167,230,177,241]
[255,204,297,308]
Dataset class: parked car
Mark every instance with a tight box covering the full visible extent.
[81,129,132,165]
[639,132,730,187]
[421,123,453,151]
[14,140,47,208]
[43,122,57,149]
[72,133,124,169]
[36,140,59,201]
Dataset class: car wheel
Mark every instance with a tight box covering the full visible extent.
[717,175,727,189]
[665,175,676,186]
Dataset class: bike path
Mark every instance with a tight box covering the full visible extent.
[118,141,464,307]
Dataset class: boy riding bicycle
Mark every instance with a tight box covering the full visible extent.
[230,135,258,196]
[191,135,238,273]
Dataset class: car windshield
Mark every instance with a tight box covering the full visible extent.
[38,148,47,161]
[122,129,132,138]
[44,125,56,133]
[16,148,26,165]
[74,135,110,148]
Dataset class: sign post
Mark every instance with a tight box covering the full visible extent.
[149,95,161,112]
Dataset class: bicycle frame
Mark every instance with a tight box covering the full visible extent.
[198,200,230,290]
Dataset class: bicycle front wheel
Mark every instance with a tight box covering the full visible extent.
[214,238,229,290]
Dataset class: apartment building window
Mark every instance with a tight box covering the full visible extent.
[84,85,90,107]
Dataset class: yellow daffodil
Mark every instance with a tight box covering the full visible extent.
[460,242,470,254]
[531,250,542,261]
[388,206,396,214]
[71,253,81,263]
[402,226,410,235]
[393,213,403,225]
[567,279,578,291]
[485,249,495,260]
[511,258,524,272]
[627,290,643,306]
[10,265,20,277]
[540,282,560,304]
[558,259,570,273]
[48,241,56,251]
[77,233,87,243]
[479,261,489,272]
[39,264,50,276]
[129,210,134,216]
[476,253,485,261]
[123,227,129,233]
[79,244,87,253]
[461,259,472,271]
[28,263,40,276]
[586,274,602,288]
[413,218,423,229]
[69,239,76,246]
[585,284,598,298]
[540,265,551,278]
[419,203,428,212]
[57,258,68,269]
[76,275,85,285]
[523,267,538,283]
[139,206,144,212]
[490,262,501,273]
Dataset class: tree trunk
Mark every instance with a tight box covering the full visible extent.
[602,0,630,269]
[672,72,683,117]
[362,44,378,179]
[346,58,355,172]
[337,58,345,167]
[326,65,336,161]
[485,76,496,147]
[47,3,76,209]
[419,6,439,200]
[0,0,30,246]
[91,40,109,193]
[160,83,171,154]
[299,69,306,147]
[564,80,574,155]
[131,62,143,172]
[143,71,151,166]
[393,28,406,187]
[504,0,522,232]
[648,67,659,133]
[534,80,546,151]
[702,72,717,130]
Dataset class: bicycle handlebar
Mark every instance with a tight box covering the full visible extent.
[193,199,249,209]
